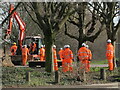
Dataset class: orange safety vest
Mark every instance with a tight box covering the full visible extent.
[22,47,29,55]
[40,48,45,57]
[53,48,58,71]
[10,45,17,55]
[39,47,45,61]
[22,47,29,66]
[62,48,73,63]
[78,47,89,60]
[106,43,114,58]
[30,43,36,52]
[87,48,92,60]
[58,49,64,60]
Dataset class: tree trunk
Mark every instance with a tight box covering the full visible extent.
[45,34,54,72]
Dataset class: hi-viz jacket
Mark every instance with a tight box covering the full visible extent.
[78,47,89,60]
[53,48,58,71]
[22,47,29,66]
[62,48,73,63]
[106,43,114,59]
[10,44,17,55]
[58,49,64,61]
[106,43,114,71]
[39,47,45,61]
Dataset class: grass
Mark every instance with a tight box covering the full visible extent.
[91,60,108,64]
[2,66,119,88]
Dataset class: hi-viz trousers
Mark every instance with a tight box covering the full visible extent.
[22,55,27,66]
[107,56,114,71]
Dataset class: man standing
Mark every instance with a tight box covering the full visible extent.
[53,45,58,71]
[22,45,29,66]
[62,45,73,72]
[10,42,17,55]
[77,43,89,72]
[86,45,92,72]
[58,48,64,61]
[29,42,36,54]
[39,45,45,61]
[106,39,114,71]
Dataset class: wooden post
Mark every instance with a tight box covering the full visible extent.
[26,72,30,82]
[55,71,60,83]
[100,68,106,80]
[83,71,86,82]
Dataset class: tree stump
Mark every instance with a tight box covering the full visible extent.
[100,68,106,80]
[55,71,60,83]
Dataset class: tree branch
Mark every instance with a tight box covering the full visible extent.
[1,2,22,26]
[64,23,79,40]
[67,19,79,27]
[85,24,104,43]
[23,3,40,27]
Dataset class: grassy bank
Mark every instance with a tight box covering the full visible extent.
[2,66,119,88]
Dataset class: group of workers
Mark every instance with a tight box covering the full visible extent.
[10,39,114,72]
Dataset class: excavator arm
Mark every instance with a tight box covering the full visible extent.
[5,4,26,50]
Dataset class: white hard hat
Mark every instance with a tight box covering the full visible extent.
[43,45,45,47]
[86,45,89,48]
[60,48,63,50]
[64,45,70,48]
[64,45,67,48]
[23,45,27,48]
[67,45,70,48]
[82,43,86,47]
[41,45,44,48]
[53,45,56,48]
[107,39,111,43]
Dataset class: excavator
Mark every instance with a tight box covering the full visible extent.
[5,4,43,66]
[4,4,62,67]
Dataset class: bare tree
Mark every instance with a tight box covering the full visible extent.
[89,2,120,44]
[24,2,75,72]
[65,2,104,49]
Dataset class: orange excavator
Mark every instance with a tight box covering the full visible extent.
[5,4,43,65]
[5,4,25,53]
[5,4,62,67]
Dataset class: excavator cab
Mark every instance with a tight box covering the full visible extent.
[24,35,43,55]
[11,35,43,65]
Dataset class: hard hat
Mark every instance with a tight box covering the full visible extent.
[64,45,70,48]
[66,45,70,48]
[107,39,111,43]
[86,45,89,48]
[60,48,63,50]
[43,45,45,47]
[53,45,56,48]
[82,43,86,47]
[13,42,16,44]
[23,45,27,48]
[64,45,67,48]
[24,45,27,48]
[41,45,44,48]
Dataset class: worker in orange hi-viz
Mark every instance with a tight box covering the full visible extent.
[10,42,18,55]
[52,45,58,71]
[29,42,36,54]
[106,39,114,71]
[39,45,45,61]
[78,43,89,73]
[22,45,29,66]
[58,48,64,61]
[86,45,92,72]
[62,45,73,72]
